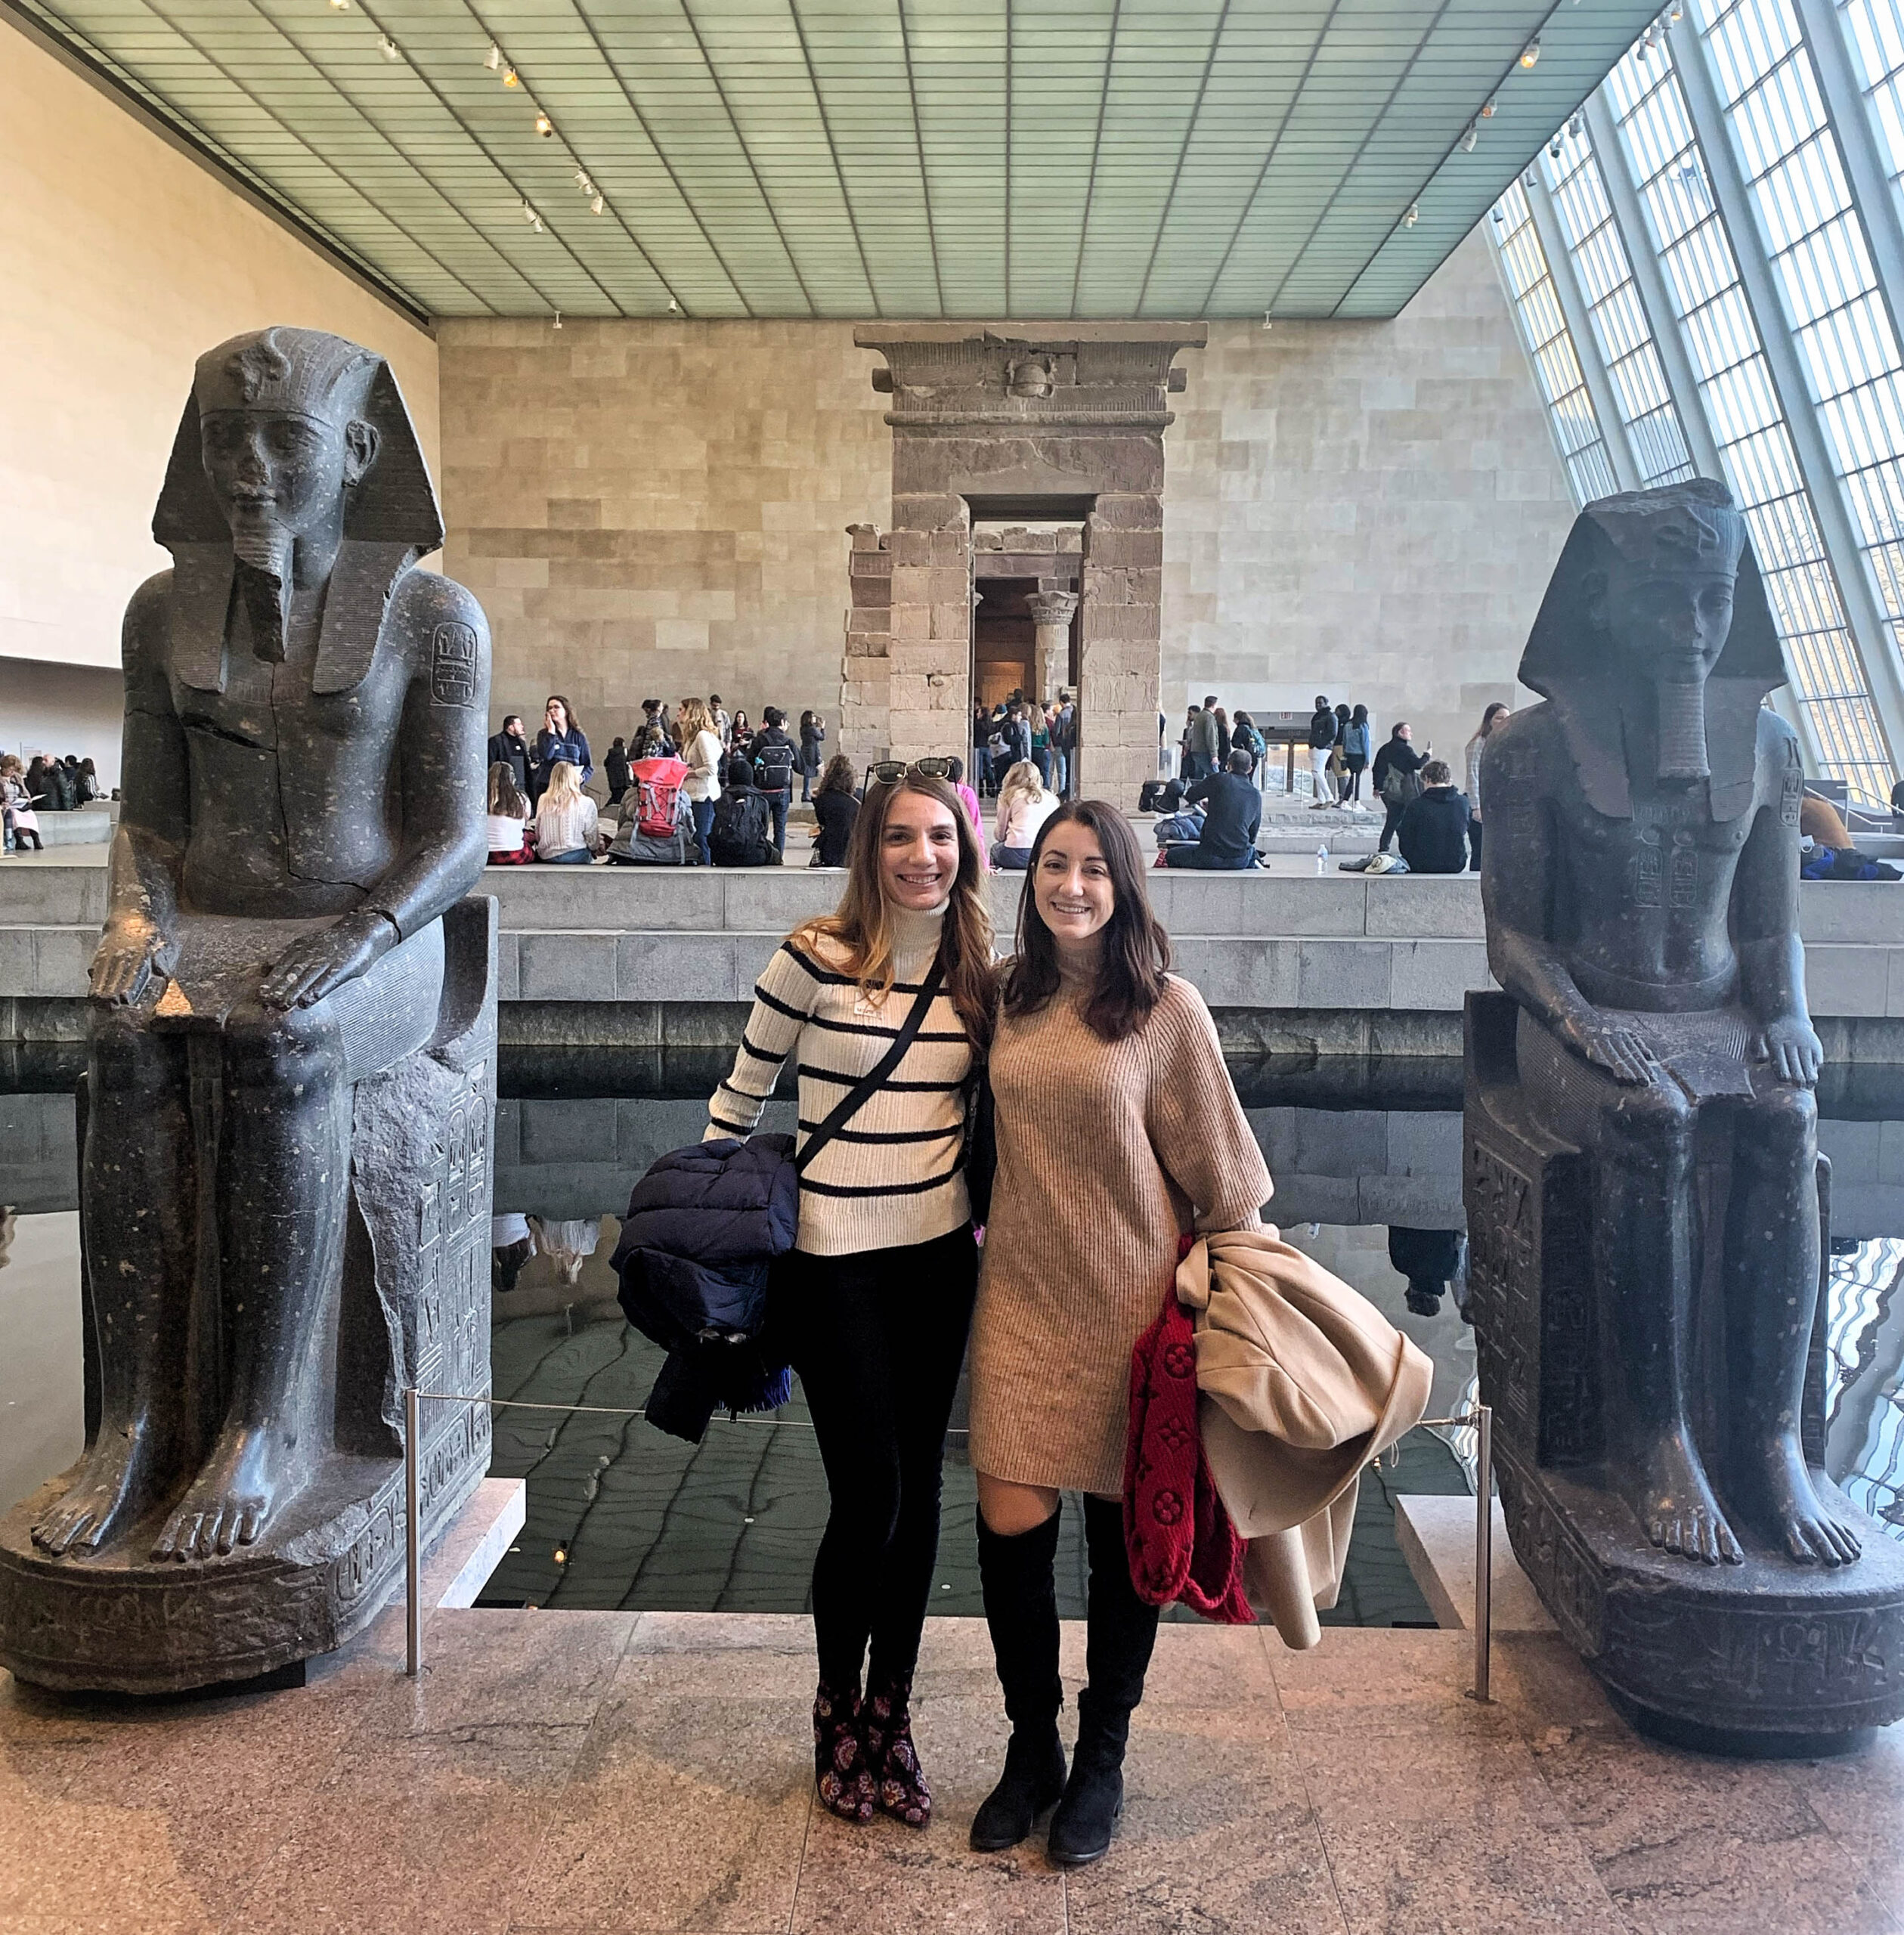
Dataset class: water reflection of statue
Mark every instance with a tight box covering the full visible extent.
[1481,481,1855,1571]
[30,329,489,1565]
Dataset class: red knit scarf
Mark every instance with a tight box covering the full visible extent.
[1122,1243,1255,1625]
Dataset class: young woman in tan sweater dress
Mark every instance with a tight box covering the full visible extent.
[967,798,1271,1865]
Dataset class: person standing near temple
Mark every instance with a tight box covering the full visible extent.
[799,709,826,802]
[678,697,724,867]
[1372,720,1429,852]
[967,800,1271,1865]
[1339,704,1372,804]
[1306,695,1337,807]
[488,714,531,795]
[1463,702,1509,872]
[531,695,591,807]
[705,771,995,1828]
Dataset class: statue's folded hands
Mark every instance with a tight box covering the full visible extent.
[1754,1012,1823,1088]
[259,906,398,1011]
[88,915,172,1005]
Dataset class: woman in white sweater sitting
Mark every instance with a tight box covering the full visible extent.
[677,695,725,866]
[991,760,1058,871]
[531,760,599,863]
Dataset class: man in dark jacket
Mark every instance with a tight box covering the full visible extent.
[604,737,632,807]
[487,715,531,793]
[1168,752,1262,868]
[1396,760,1470,874]
[1372,720,1431,852]
[1306,694,1336,807]
[745,708,800,854]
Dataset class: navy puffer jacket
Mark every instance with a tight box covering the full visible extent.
[611,1133,798,1441]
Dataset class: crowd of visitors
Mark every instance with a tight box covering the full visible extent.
[972,692,1076,797]
[2,751,106,853]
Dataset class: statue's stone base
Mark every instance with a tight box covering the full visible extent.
[1465,988,1904,1749]
[0,1440,485,1695]
[1494,1447,1904,1748]
[0,898,498,1696]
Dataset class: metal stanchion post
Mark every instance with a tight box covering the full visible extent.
[1472,1402,1494,1703]
[404,1386,422,1678]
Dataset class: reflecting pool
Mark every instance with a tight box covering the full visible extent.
[6,1049,1903,1628]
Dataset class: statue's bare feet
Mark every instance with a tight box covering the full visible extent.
[1754,1438,1861,1568]
[1623,1427,1743,1565]
[31,1425,169,1558]
[151,1426,289,1562]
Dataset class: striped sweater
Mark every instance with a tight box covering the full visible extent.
[705,902,973,1256]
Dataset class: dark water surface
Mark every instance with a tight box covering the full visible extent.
[6,1051,1904,1629]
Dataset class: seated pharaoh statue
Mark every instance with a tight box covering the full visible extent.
[1479,478,1854,1574]
[8,328,495,1661]
[1463,479,1904,1747]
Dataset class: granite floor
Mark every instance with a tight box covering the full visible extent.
[3,1603,1902,1935]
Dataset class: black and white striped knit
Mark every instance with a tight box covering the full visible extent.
[705,901,973,1257]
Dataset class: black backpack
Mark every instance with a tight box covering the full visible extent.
[752,738,796,795]
[711,788,777,866]
[1138,779,1184,813]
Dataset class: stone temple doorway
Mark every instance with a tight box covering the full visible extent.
[839,324,1204,808]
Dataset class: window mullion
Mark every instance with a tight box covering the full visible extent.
[1525,169,1645,491]
[1583,91,1730,478]
[1670,9,1904,766]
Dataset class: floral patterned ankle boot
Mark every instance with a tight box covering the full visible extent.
[813,1680,875,1823]
[864,1676,931,1828]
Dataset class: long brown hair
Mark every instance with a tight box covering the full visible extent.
[793,772,995,1048]
[1005,799,1170,1042]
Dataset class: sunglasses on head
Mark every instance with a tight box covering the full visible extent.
[865,758,953,784]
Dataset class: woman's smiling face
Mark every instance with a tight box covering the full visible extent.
[879,788,961,910]
[1034,820,1114,946]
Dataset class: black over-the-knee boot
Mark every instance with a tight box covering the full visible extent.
[1048,1494,1160,1866]
[970,1509,1067,1852]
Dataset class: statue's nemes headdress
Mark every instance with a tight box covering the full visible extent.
[152,327,444,693]
[1516,478,1786,820]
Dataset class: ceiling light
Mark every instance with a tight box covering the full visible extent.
[574,168,591,190]
[1568,112,1584,138]
[1670,1,1684,17]
[502,67,519,88]
[668,296,682,314]
[378,35,399,59]
[1519,36,1540,67]
[1549,136,1563,159]
[590,193,604,215]
[534,113,554,137]
[485,42,501,70]
[1402,202,1419,228]
[1480,98,1497,119]
[553,309,562,330]
[1460,122,1478,152]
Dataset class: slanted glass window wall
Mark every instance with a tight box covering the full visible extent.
[1491,2,1904,804]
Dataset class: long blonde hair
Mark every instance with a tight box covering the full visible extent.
[996,760,1047,820]
[792,773,995,1050]
[540,760,583,811]
[678,696,713,743]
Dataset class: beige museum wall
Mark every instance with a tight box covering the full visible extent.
[0,20,440,698]
[1161,230,1575,766]
[441,230,1573,763]
[437,320,890,742]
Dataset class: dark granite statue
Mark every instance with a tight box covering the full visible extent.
[1466,478,1904,1748]
[0,329,498,1692]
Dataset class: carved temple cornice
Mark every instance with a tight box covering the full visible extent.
[854,324,1207,431]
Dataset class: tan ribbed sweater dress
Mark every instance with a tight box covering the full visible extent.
[969,970,1272,1494]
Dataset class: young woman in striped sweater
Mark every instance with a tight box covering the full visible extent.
[706,769,994,1829]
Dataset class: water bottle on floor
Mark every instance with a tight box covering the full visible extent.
[1316,844,1328,875]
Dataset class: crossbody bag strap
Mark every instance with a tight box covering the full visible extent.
[794,955,947,1174]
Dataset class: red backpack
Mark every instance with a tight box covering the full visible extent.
[630,756,689,837]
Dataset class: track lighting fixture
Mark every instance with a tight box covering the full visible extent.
[1519,36,1540,68]
[503,67,519,88]
[485,42,500,69]
[378,35,399,59]
[590,193,605,215]
[1403,202,1419,228]
[534,113,554,136]
[1461,121,1478,152]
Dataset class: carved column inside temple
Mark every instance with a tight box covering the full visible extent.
[1026,587,1079,702]
[844,324,1204,807]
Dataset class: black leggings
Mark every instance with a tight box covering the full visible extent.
[782,1223,977,1691]
[1379,799,1406,850]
